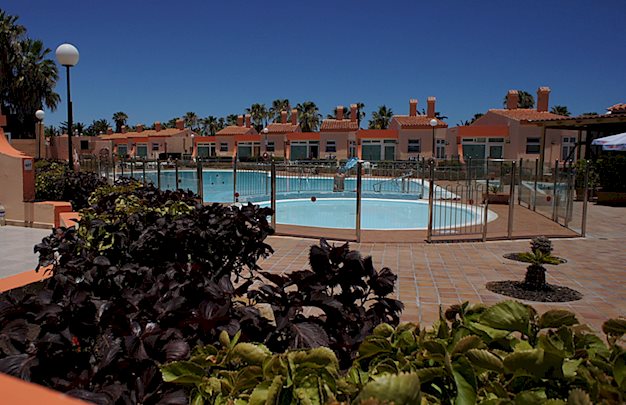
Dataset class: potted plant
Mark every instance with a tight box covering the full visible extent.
[482,183,510,204]
[596,155,626,206]
[574,159,598,201]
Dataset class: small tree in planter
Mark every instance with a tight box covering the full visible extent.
[517,237,562,290]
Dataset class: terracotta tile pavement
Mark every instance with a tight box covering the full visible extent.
[259,203,626,332]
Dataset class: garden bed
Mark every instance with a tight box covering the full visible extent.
[486,280,583,302]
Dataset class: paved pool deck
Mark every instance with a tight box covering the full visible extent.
[1,202,624,333]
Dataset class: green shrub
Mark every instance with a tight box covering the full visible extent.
[34,159,107,210]
[163,301,626,404]
[596,155,626,192]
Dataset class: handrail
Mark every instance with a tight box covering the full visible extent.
[372,170,414,193]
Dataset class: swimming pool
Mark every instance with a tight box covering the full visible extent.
[256,198,488,230]
[143,169,456,203]
[139,169,476,230]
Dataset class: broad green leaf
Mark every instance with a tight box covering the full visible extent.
[562,358,583,378]
[468,321,512,340]
[438,306,451,339]
[160,361,206,384]
[602,318,626,338]
[513,389,546,405]
[452,357,477,405]
[542,400,566,405]
[414,367,446,383]
[479,301,532,336]
[356,372,421,405]
[503,349,544,374]
[232,343,271,365]
[614,352,626,388]
[248,381,271,405]
[513,340,533,351]
[452,335,484,355]
[373,323,394,338]
[538,310,578,329]
[219,330,230,347]
[567,388,592,405]
[358,337,393,361]
[191,391,204,405]
[466,349,504,372]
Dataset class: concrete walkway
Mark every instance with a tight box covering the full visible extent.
[0,226,50,278]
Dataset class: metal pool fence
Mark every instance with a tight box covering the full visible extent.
[81,155,591,242]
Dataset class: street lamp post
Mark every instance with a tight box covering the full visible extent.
[262,127,269,158]
[55,43,80,170]
[429,118,438,158]
[35,110,45,159]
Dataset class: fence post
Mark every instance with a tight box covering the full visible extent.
[271,161,276,229]
[175,159,179,190]
[507,160,516,239]
[196,159,204,202]
[533,158,539,211]
[130,159,134,179]
[564,160,573,228]
[120,158,125,177]
[233,155,238,203]
[482,191,489,242]
[356,161,363,243]
[157,159,161,189]
[142,158,147,185]
[518,158,523,205]
[581,161,589,237]
[551,160,559,221]
[427,161,435,243]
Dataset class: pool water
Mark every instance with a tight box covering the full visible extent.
[139,169,475,230]
[257,198,482,230]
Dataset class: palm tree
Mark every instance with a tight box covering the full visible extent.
[183,112,199,131]
[581,112,598,116]
[0,12,59,137]
[368,105,394,129]
[199,116,221,136]
[165,117,178,129]
[225,114,239,126]
[112,112,128,133]
[246,103,269,132]
[550,105,571,116]
[44,125,59,137]
[85,119,110,136]
[295,101,321,132]
[502,90,535,109]
[471,113,484,123]
[269,99,290,123]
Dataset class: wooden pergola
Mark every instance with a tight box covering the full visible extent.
[527,113,626,170]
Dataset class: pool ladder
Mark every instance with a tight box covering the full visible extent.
[372,171,416,194]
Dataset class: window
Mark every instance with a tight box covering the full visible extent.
[361,140,395,161]
[117,145,127,156]
[197,143,215,158]
[562,136,577,161]
[349,140,357,158]
[408,139,421,153]
[325,140,336,153]
[80,140,89,150]
[220,142,228,152]
[436,139,446,159]
[526,137,541,154]
[152,143,160,151]
[266,141,275,152]
[290,141,319,160]
[136,144,148,158]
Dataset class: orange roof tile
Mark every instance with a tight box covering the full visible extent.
[266,122,300,134]
[286,132,320,141]
[194,136,217,144]
[357,129,399,139]
[216,126,257,135]
[100,128,188,140]
[608,103,626,114]
[234,134,261,142]
[488,109,565,121]
[392,115,448,128]
[320,119,359,131]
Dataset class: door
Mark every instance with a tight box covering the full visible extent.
[489,145,503,159]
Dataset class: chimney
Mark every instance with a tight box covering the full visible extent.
[106,127,113,135]
[506,90,519,110]
[154,121,162,132]
[291,109,298,125]
[427,97,436,118]
[175,119,184,130]
[236,115,244,126]
[336,105,344,121]
[409,99,418,116]
[350,104,357,122]
[121,125,127,134]
[537,86,551,112]
[245,114,251,128]
[136,124,144,133]
[281,110,288,124]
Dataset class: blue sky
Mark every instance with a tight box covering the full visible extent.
[4,0,626,128]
